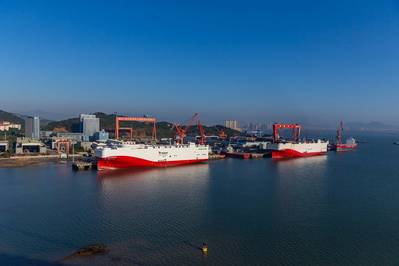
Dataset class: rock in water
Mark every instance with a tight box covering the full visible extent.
[62,243,109,261]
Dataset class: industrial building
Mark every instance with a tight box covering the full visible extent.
[40,131,53,139]
[55,132,84,142]
[0,141,8,153]
[93,130,109,142]
[80,114,99,138]
[25,116,40,139]
[14,138,47,155]
[50,133,84,150]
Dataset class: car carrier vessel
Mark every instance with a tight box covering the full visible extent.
[268,123,328,159]
[95,113,209,170]
[96,141,209,170]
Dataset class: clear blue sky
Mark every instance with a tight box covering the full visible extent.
[1,0,399,125]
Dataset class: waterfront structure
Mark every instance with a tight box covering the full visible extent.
[14,138,46,154]
[40,131,53,139]
[80,114,100,138]
[244,130,264,137]
[93,130,109,142]
[224,120,241,131]
[55,132,84,142]
[50,133,84,149]
[0,141,8,153]
[80,141,93,152]
[25,116,40,139]
[0,121,21,131]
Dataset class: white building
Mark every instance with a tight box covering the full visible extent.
[0,121,21,131]
[80,114,100,137]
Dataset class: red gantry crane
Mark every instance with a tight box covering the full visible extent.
[272,123,301,143]
[197,119,205,145]
[115,116,157,140]
[336,121,344,145]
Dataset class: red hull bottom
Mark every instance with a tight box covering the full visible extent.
[97,156,208,170]
[335,144,357,152]
[272,149,326,159]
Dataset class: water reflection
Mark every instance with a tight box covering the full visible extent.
[270,156,329,228]
[96,163,211,217]
[272,155,328,171]
[97,163,210,186]
[93,163,211,260]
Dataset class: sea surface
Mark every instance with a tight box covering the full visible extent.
[1,134,399,265]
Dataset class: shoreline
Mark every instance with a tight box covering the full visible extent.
[0,155,83,168]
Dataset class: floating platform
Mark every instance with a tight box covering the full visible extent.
[225,152,250,159]
[250,153,264,159]
[72,161,97,171]
[209,154,226,160]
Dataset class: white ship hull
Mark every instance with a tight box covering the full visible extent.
[269,140,328,158]
[95,142,209,170]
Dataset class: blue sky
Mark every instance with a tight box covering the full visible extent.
[1,0,399,125]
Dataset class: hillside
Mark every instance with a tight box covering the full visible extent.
[43,112,240,138]
[345,121,399,132]
[0,110,54,131]
[0,110,24,125]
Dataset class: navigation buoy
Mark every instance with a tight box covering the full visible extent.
[202,243,208,254]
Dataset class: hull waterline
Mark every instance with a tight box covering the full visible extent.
[97,156,207,170]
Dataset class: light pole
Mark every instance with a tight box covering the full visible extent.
[72,141,75,163]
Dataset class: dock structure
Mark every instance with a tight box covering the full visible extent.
[209,154,226,160]
[72,161,96,171]
[249,153,263,159]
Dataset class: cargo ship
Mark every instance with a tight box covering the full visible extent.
[268,123,328,159]
[95,141,209,170]
[330,121,357,152]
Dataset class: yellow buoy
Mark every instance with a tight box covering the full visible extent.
[202,243,208,253]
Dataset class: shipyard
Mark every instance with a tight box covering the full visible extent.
[2,1,399,265]
[0,110,359,170]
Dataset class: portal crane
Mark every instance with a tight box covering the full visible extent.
[174,113,198,144]
[115,116,156,140]
[272,123,301,143]
[197,120,205,145]
[217,128,227,140]
[174,113,206,144]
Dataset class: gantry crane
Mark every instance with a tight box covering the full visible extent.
[115,116,157,140]
[272,123,301,143]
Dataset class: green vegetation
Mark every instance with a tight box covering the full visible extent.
[43,117,81,132]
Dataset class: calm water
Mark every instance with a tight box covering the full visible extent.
[1,135,399,265]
